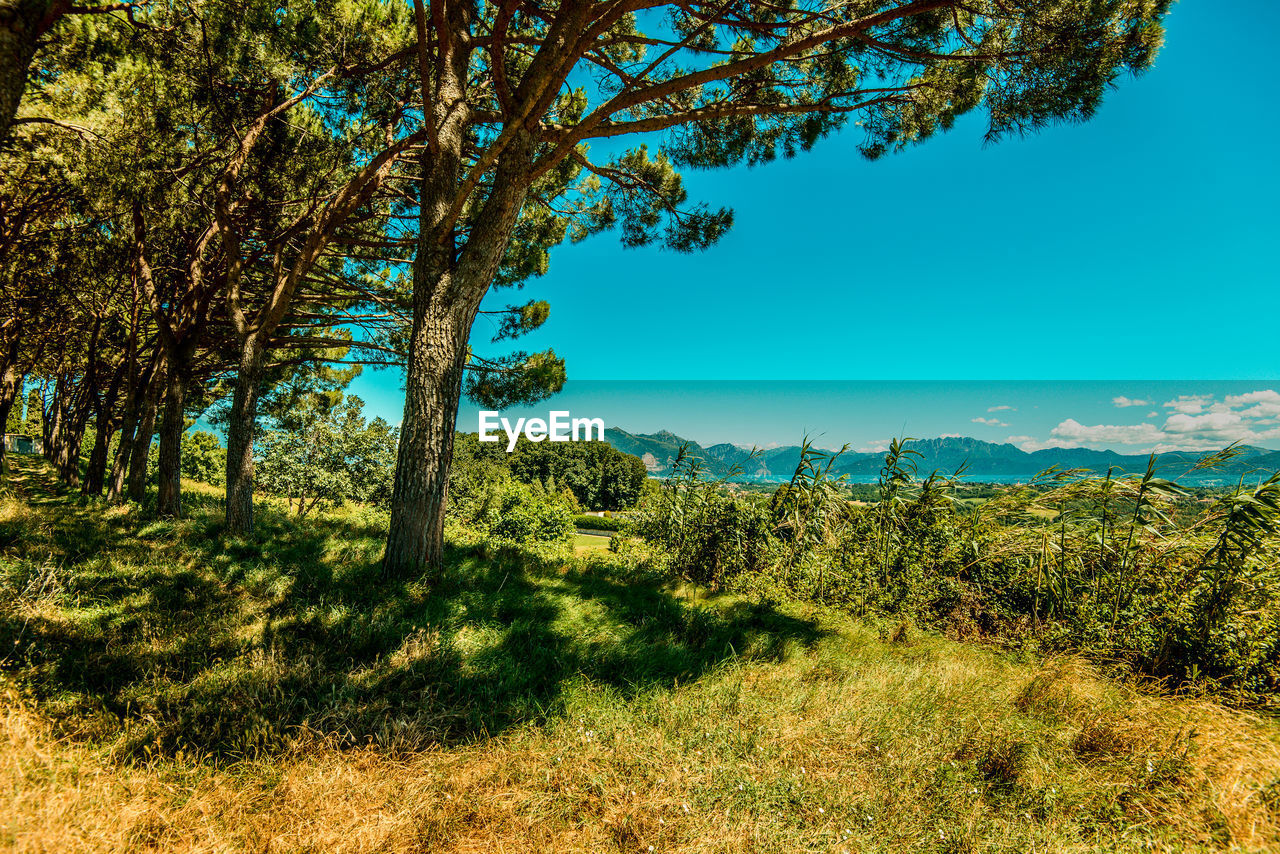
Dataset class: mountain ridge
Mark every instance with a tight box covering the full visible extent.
[603,427,1280,483]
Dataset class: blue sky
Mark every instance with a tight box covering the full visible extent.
[351,0,1280,451]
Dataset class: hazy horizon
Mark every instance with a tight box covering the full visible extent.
[434,381,1280,457]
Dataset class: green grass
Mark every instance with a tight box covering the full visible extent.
[573,531,613,551]
[1,454,1278,853]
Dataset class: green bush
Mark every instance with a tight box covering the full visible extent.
[478,480,574,545]
[634,448,779,589]
[572,514,626,532]
[255,395,397,515]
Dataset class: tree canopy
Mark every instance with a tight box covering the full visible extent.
[0,0,1175,579]
[381,0,1173,575]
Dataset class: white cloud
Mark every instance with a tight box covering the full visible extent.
[858,439,890,454]
[1225,390,1280,407]
[1241,403,1280,421]
[1162,394,1213,415]
[1148,429,1280,453]
[1004,391,1280,455]
[1163,411,1243,436]
[987,405,1015,413]
[1028,410,1280,454]
[1008,434,1074,452]
[1156,406,1280,446]
[972,416,1009,427]
[1050,418,1166,447]
[938,433,964,439]
[1156,390,1280,420]
[1222,390,1280,420]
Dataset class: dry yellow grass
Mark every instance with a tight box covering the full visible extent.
[4,630,1279,854]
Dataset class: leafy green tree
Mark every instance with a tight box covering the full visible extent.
[443,452,574,544]
[181,430,225,486]
[25,0,417,519]
[22,388,41,437]
[4,390,21,433]
[446,432,647,511]
[256,394,397,517]
[0,0,136,142]
[384,0,1175,576]
[507,440,646,510]
[445,431,512,521]
[0,138,79,479]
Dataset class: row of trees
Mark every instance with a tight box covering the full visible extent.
[2,0,1174,577]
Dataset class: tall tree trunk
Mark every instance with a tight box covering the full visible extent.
[52,378,88,486]
[0,333,20,480]
[82,417,112,495]
[56,408,85,486]
[126,384,158,503]
[43,375,61,462]
[0,0,53,143]
[382,139,534,578]
[156,365,186,517]
[0,370,16,480]
[108,358,157,503]
[383,297,475,578]
[107,281,146,502]
[224,335,264,535]
[107,397,138,502]
[83,364,124,496]
[40,376,56,459]
[47,372,88,484]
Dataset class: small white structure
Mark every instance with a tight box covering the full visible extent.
[3,434,40,454]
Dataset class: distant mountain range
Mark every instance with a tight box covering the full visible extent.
[603,429,1280,485]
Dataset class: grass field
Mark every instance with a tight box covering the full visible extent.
[1,455,1278,853]
[573,531,613,552]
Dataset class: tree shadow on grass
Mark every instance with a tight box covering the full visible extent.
[1,455,217,566]
[1,497,826,763]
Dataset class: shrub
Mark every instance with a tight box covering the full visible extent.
[450,432,649,511]
[573,514,625,532]
[634,445,779,588]
[480,481,574,545]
